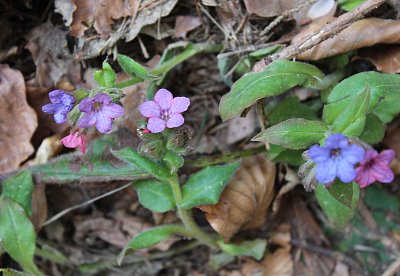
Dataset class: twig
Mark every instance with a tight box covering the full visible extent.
[291,239,369,275]
[382,257,400,276]
[254,0,386,71]
[260,0,317,37]
[41,182,133,227]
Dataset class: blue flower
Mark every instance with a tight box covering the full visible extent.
[308,133,365,184]
[42,90,75,124]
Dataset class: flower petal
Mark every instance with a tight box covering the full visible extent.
[42,103,57,114]
[325,133,348,149]
[166,113,184,128]
[61,93,75,107]
[147,117,166,133]
[78,113,96,128]
[336,159,356,183]
[154,89,173,110]
[315,159,337,184]
[308,145,330,163]
[61,132,81,148]
[95,111,113,133]
[102,103,124,118]
[170,97,190,114]
[355,166,375,188]
[139,101,161,118]
[342,144,365,164]
[93,93,112,105]
[376,149,395,165]
[49,90,66,103]
[371,162,394,183]
[79,98,94,113]
[54,111,68,124]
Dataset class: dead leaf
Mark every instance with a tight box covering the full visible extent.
[294,18,400,60]
[69,0,139,38]
[358,45,400,73]
[32,184,48,231]
[25,134,63,166]
[307,0,336,20]
[199,154,275,241]
[0,64,38,173]
[272,165,300,213]
[174,16,202,39]
[226,108,256,144]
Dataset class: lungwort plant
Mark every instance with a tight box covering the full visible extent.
[1,50,399,274]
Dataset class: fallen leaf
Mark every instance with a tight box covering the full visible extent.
[358,45,400,73]
[199,154,275,241]
[25,134,63,166]
[0,64,38,173]
[226,108,256,144]
[69,0,139,38]
[294,18,400,60]
[307,0,336,20]
[174,16,202,39]
[272,165,300,213]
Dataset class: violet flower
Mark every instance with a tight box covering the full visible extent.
[42,90,75,124]
[308,133,365,184]
[61,132,87,154]
[355,149,395,188]
[77,93,124,133]
[139,89,190,133]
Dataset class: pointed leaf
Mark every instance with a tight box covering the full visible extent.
[179,162,241,209]
[134,180,175,213]
[112,147,171,181]
[163,150,184,174]
[117,54,153,80]
[0,197,41,275]
[252,118,328,150]
[359,114,385,144]
[219,60,324,121]
[3,171,34,216]
[315,180,360,229]
[217,239,267,261]
[117,224,190,264]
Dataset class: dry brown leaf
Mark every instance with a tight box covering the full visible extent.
[272,165,300,213]
[32,184,48,231]
[174,15,202,39]
[0,64,38,173]
[358,45,400,73]
[294,18,400,60]
[70,0,139,38]
[226,108,256,144]
[199,154,275,241]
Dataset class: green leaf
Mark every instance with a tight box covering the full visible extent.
[372,94,400,123]
[327,72,400,112]
[364,186,400,212]
[219,60,324,121]
[252,118,328,150]
[179,162,240,209]
[217,239,267,261]
[0,268,26,276]
[2,171,34,216]
[267,96,318,125]
[338,0,366,11]
[94,61,116,87]
[0,197,41,275]
[30,133,150,183]
[330,86,370,137]
[117,224,190,265]
[112,147,171,181]
[315,181,360,229]
[209,253,235,270]
[359,114,385,144]
[266,145,304,166]
[117,54,153,80]
[134,180,175,213]
[163,150,184,174]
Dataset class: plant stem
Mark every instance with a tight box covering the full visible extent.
[167,175,218,249]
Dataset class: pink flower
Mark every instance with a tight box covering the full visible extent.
[139,89,190,133]
[355,149,395,188]
[61,132,87,154]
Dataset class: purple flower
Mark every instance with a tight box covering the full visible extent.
[355,149,395,188]
[42,90,74,124]
[77,93,124,133]
[308,133,365,184]
[139,89,190,133]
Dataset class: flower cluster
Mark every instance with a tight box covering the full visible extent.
[308,133,395,188]
[42,90,124,153]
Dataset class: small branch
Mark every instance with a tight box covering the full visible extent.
[382,257,400,276]
[254,0,386,71]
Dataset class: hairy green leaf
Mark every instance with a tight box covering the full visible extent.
[134,180,175,213]
[359,114,385,144]
[117,54,153,80]
[3,171,34,216]
[217,239,267,261]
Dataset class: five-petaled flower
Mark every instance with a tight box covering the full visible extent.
[355,149,395,188]
[308,133,365,184]
[61,131,87,154]
[139,88,190,133]
[78,93,124,133]
[42,90,75,124]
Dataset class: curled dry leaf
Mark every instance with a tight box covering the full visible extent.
[272,165,300,213]
[0,65,38,173]
[199,154,275,241]
[294,18,400,60]
[358,45,400,74]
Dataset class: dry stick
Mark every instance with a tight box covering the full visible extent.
[255,0,386,70]
[382,257,400,276]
